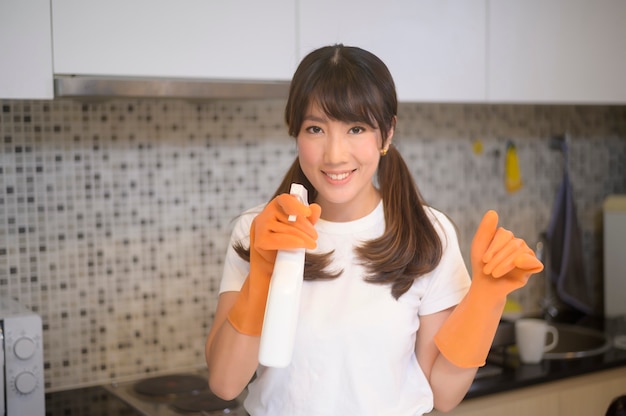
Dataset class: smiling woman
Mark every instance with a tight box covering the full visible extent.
[204,44,543,416]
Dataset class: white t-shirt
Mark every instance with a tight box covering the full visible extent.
[219,201,471,416]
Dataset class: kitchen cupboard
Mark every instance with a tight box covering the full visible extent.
[3,1,626,102]
[488,0,626,104]
[430,366,626,416]
[298,0,487,103]
[51,0,297,81]
[0,0,54,99]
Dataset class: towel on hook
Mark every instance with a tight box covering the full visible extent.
[545,139,595,315]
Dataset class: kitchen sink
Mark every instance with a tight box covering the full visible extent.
[542,323,611,360]
[490,320,611,363]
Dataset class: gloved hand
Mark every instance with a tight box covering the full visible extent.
[434,210,543,368]
[227,193,322,336]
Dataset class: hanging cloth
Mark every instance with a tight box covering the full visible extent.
[545,139,594,315]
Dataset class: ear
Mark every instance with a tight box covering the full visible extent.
[383,116,396,149]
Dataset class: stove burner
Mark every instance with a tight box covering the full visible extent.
[133,374,208,397]
[171,391,239,413]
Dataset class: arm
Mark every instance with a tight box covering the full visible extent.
[205,292,260,400]
[434,210,543,369]
[205,194,321,400]
[426,210,543,411]
[416,309,478,413]
[205,291,260,400]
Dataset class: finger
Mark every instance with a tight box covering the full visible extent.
[471,210,499,262]
[514,252,544,273]
[490,247,542,278]
[308,203,322,225]
[256,221,318,251]
[483,237,523,275]
[256,229,317,251]
[276,193,311,219]
[490,251,520,278]
[482,227,514,263]
[265,217,318,240]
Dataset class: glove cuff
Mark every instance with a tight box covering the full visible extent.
[434,289,506,368]
[227,276,269,336]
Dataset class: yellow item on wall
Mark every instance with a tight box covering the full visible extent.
[505,141,523,193]
[472,139,484,155]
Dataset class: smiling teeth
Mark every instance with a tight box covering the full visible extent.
[327,172,349,180]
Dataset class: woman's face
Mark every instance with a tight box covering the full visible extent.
[296,102,393,222]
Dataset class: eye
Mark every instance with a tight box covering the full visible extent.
[348,126,365,134]
[305,125,323,134]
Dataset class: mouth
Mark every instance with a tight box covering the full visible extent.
[323,170,354,181]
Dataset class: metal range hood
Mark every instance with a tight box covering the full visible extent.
[54,76,291,100]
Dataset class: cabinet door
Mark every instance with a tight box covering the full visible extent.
[430,367,626,416]
[558,367,626,415]
[298,0,487,103]
[429,385,559,416]
[488,0,626,103]
[0,0,54,99]
[51,0,296,81]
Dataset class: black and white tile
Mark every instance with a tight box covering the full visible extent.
[1,99,625,391]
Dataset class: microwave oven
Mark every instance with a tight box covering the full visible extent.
[0,296,45,415]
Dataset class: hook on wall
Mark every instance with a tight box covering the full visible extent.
[549,134,566,151]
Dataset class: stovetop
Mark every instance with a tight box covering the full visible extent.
[103,369,248,416]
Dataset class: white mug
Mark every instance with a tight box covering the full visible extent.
[514,318,559,364]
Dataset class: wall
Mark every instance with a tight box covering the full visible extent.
[1,99,625,391]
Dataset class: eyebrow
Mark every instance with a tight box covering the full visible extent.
[302,114,327,123]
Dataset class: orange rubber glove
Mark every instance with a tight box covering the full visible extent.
[227,193,322,336]
[434,210,544,368]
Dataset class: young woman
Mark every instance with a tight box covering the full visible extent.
[205,44,543,415]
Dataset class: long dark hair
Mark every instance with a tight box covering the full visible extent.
[239,44,443,299]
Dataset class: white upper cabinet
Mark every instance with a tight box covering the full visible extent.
[51,0,297,81]
[0,0,54,99]
[4,0,625,103]
[298,0,487,103]
[488,0,626,104]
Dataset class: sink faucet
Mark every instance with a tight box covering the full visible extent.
[536,232,559,321]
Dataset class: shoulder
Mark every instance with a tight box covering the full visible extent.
[230,202,265,240]
[423,206,456,234]
[422,206,459,248]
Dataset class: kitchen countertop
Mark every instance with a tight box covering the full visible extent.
[467,316,626,399]
[45,385,142,416]
[468,340,626,399]
[45,319,626,415]
[46,354,626,415]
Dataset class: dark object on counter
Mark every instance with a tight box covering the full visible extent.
[172,392,239,412]
[606,395,626,416]
[104,371,247,415]
[134,374,207,397]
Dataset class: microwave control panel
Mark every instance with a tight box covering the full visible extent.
[0,296,45,415]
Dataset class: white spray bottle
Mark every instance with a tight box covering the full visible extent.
[258,183,309,367]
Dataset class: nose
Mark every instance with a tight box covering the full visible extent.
[324,133,346,164]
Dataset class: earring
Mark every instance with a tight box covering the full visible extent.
[380,147,388,156]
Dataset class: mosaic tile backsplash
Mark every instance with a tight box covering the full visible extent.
[1,99,625,391]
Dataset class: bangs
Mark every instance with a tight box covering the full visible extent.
[285,45,396,138]
[309,69,381,128]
